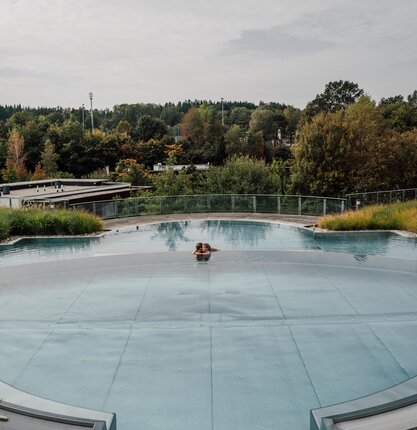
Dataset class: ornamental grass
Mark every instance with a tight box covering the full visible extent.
[319,200,417,233]
[0,207,103,241]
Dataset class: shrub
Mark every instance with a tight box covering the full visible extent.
[0,207,103,240]
[319,201,417,233]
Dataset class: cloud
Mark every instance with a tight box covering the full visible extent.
[229,26,333,57]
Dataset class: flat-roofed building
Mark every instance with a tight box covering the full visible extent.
[0,179,135,208]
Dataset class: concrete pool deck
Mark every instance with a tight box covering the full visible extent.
[1,250,417,430]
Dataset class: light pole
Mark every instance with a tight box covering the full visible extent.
[221,97,224,126]
[104,108,109,132]
[81,104,85,132]
[89,92,94,131]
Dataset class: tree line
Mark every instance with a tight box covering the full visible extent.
[1,81,417,197]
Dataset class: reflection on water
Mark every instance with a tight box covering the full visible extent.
[200,220,273,248]
[151,221,192,251]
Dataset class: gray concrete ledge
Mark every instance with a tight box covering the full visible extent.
[0,380,115,430]
[310,376,417,430]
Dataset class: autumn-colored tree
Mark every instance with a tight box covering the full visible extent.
[164,143,184,162]
[2,129,28,181]
[115,159,147,186]
[180,107,204,142]
[32,162,47,180]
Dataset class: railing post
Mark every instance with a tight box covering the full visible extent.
[298,197,302,215]
[403,190,406,202]
[159,197,162,215]
[135,199,139,215]
[92,201,97,216]
[253,196,257,213]
[323,198,327,215]
[231,195,235,212]
[207,196,211,213]
[277,196,281,214]
[341,200,345,213]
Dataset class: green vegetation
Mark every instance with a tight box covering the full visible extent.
[1,81,416,197]
[319,201,417,233]
[0,207,103,241]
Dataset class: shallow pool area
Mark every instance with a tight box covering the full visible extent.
[1,220,417,430]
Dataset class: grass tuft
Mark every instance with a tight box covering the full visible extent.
[0,207,103,240]
[319,200,417,233]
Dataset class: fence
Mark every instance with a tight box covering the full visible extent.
[70,194,346,220]
[346,188,417,209]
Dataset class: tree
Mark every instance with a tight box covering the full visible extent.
[291,96,410,196]
[225,125,247,157]
[271,159,290,194]
[249,108,280,141]
[205,156,275,194]
[180,107,204,142]
[283,106,302,143]
[136,139,166,169]
[41,138,59,177]
[160,105,182,126]
[247,130,265,159]
[115,159,147,186]
[229,107,252,129]
[378,95,417,132]
[304,80,364,119]
[32,162,47,180]
[2,129,28,181]
[135,115,167,141]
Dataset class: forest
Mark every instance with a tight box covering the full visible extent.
[1,80,417,197]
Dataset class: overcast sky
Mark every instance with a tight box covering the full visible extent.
[1,0,416,109]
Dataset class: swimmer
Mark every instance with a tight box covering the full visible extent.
[193,242,203,255]
[203,243,218,253]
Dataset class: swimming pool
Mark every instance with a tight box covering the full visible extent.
[1,220,417,430]
[1,220,417,266]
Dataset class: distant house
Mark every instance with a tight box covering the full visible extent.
[152,163,210,172]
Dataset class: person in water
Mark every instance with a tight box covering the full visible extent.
[203,243,218,253]
[193,242,203,255]
[193,242,218,261]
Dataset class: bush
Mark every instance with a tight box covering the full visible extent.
[319,201,417,233]
[0,207,103,240]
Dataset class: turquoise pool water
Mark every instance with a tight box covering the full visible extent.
[1,220,417,266]
[1,220,417,430]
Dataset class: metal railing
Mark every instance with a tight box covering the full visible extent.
[70,194,346,219]
[346,188,417,209]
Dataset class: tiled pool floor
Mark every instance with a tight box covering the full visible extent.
[1,251,417,430]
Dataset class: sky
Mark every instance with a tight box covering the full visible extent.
[1,0,416,109]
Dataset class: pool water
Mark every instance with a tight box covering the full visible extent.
[1,220,416,266]
[1,220,417,430]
